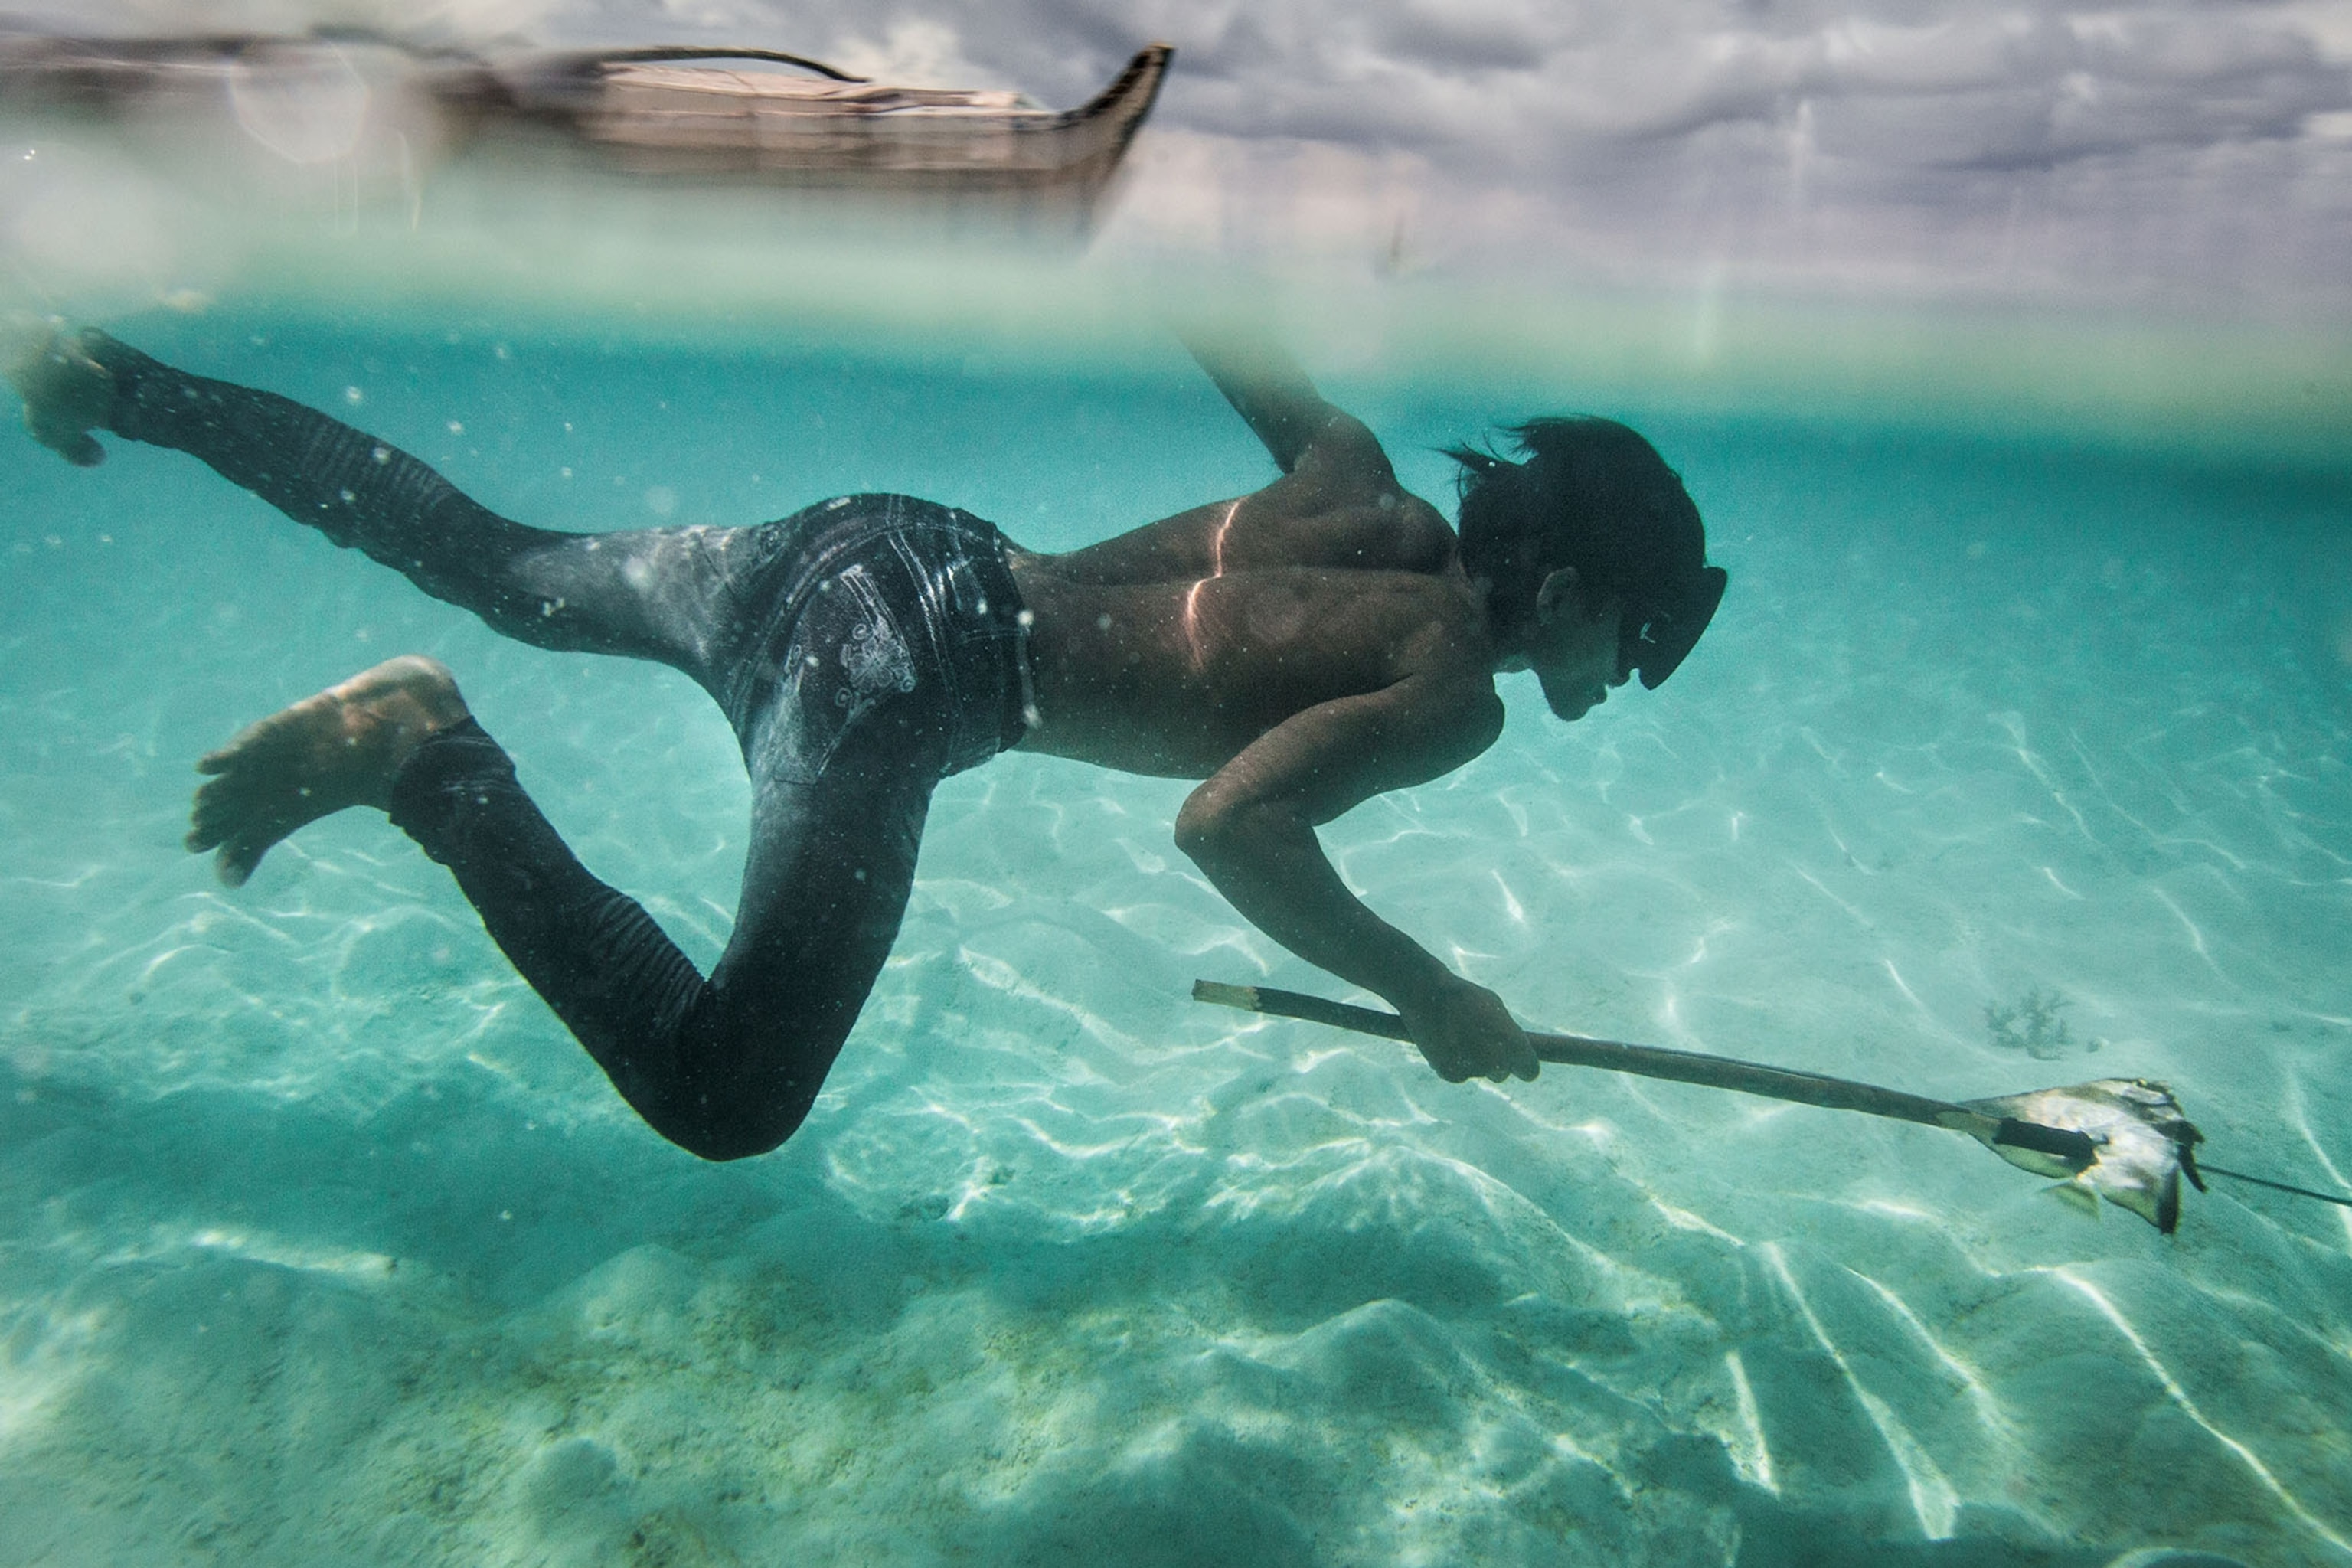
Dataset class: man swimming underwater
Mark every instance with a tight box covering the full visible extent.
[5,322,1725,1159]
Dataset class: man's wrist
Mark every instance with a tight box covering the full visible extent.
[1376,955,1460,1014]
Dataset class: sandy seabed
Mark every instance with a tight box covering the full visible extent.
[2,319,2347,1566]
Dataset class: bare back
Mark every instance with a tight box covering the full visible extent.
[1008,410,1500,781]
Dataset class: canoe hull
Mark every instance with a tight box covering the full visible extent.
[0,32,1171,227]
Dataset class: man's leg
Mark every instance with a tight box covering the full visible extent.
[193,655,946,1160]
[56,328,754,683]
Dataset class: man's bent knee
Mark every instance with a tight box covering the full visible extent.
[647,1085,819,1161]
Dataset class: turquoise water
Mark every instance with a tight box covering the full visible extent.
[3,306,2350,1566]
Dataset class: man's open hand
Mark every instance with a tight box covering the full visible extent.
[1399,976,1539,1083]
[3,318,113,467]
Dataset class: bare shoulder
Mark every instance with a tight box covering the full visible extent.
[1280,410,1403,508]
[1228,414,1452,576]
[1031,382,1452,588]
[1038,465,1455,588]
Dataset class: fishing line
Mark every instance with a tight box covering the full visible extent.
[2195,1162,2352,1210]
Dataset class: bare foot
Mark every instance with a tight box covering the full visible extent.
[188,655,471,887]
[3,317,113,468]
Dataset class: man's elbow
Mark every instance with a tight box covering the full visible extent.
[1172,792,1229,866]
[1174,789,1277,871]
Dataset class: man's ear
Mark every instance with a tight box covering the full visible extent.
[1533,567,1583,622]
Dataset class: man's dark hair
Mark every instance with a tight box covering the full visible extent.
[1446,416,1727,690]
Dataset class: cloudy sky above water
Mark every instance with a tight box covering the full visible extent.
[26,0,2352,309]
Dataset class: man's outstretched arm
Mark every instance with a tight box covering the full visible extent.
[1172,674,1537,1083]
[1182,331,1342,474]
[1182,328,1413,514]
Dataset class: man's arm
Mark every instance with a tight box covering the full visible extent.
[1171,673,1538,1083]
[1182,332,1343,475]
[1182,330,1413,518]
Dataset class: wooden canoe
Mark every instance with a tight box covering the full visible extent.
[0,30,1172,223]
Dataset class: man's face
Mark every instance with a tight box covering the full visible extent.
[1529,595,1628,721]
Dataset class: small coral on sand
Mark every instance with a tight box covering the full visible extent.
[1985,986,2076,1060]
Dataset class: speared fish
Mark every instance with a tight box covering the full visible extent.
[1959,1079,2201,1232]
